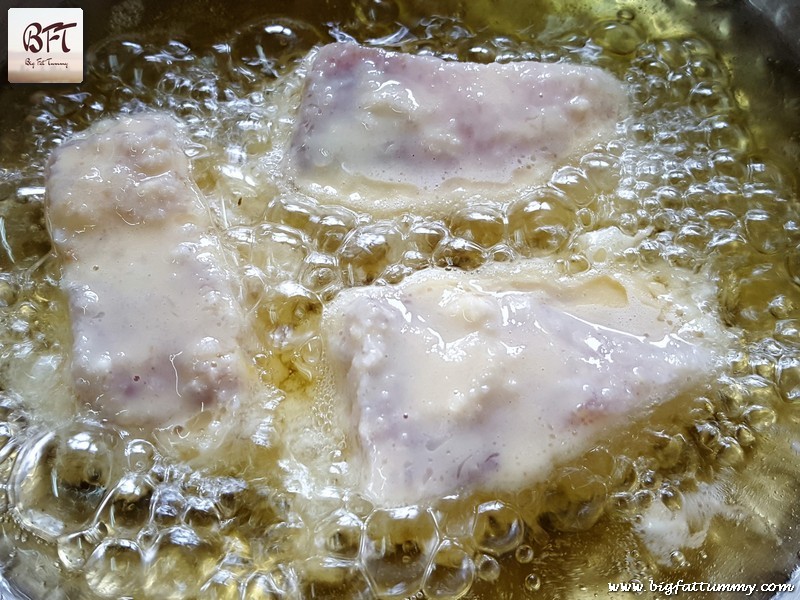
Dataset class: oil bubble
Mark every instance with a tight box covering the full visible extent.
[472,500,524,556]
[315,508,363,560]
[84,538,143,599]
[422,540,475,600]
[475,554,500,582]
[592,20,643,56]
[363,506,439,598]
[515,544,534,564]
[524,573,542,592]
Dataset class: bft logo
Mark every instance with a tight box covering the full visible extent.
[8,8,84,84]
[23,21,78,54]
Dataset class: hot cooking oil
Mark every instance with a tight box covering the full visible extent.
[0,0,798,598]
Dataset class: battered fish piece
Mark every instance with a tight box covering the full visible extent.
[288,42,627,215]
[323,260,728,505]
[46,114,251,427]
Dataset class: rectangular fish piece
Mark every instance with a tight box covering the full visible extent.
[288,42,627,215]
[46,114,251,427]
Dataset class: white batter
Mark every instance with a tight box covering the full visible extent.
[288,42,627,215]
[324,260,728,505]
[46,113,253,427]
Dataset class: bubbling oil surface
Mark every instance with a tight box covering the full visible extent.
[1,1,800,598]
